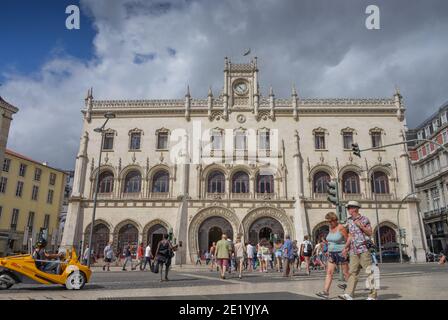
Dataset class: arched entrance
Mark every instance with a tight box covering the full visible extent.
[92,224,109,259]
[375,225,397,250]
[313,224,330,244]
[248,217,284,245]
[117,224,139,257]
[147,224,167,256]
[198,217,233,255]
[188,206,240,263]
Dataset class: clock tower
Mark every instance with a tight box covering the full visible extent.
[223,57,259,112]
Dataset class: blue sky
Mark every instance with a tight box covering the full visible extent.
[0,0,95,83]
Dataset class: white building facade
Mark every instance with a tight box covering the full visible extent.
[61,58,426,263]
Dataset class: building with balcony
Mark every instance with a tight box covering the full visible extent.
[0,149,66,255]
[408,101,448,254]
[61,57,426,263]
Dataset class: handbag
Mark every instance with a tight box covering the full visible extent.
[150,261,159,274]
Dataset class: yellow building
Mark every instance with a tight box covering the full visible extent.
[0,149,66,256]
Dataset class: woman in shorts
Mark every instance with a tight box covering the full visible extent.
[316,212,350,299]
[274,240,283,272]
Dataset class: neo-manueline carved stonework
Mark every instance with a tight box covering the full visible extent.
[60,57,427,264]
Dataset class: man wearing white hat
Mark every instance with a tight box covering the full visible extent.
[339,201,377,300]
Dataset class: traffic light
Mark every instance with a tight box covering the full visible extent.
[352,143,361,158]
[326,180,339,206]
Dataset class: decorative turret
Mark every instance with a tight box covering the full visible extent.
[84,87,93,123]
[185,85,191,121]
[394,86,405,121]
[269,86,275,120]
[207,86,213,119]
[292,85,299,121]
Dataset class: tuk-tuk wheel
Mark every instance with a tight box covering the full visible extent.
[65,271,86,290]
[0,272,15,290]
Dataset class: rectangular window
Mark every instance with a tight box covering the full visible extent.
[130,132,141,150]
[371,133,382,148]
[343,132,353,149]
[10,209,19,231]
[211,132,223,150]
[15,181,24,197]
[442,130,448,144]
[2,158,11,172]
[49,173,56,186]
[31,185,39,201]
[235,131,247,150]
[258,132,270,150]
[34,168,42,181]
[43,214,50,229]
[102,133,114,150]
[417,131,423,140]
[314,133,326,150]
[157,132,169,150]
[19,164,27,177]
[47,190,54,204]
[27,212,35,230]
[0,177,7,193]
[442,112,448,125]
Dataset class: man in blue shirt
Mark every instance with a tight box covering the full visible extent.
[282,234,294,277]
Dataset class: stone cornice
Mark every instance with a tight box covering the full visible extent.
[0,96,19,114]
[88,97,398,118]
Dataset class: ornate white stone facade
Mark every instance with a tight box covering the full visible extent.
[61,57,426,263]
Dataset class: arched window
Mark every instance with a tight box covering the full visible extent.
[313,171,331,193]
[98,171,114,193]
[124,171,141,193]
[371,171,389,194]
[152,171,169,193]
[256,174,274,193]
[232,171,249,193]
[208,171,225,193]
[342,171,360,194]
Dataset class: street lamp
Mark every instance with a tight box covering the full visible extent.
[87,112,116,268]
[396,192,417,263]
[372,164,393,264]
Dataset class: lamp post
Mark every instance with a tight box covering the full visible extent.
[373,170,383,264]
[358,163,391,264]
[87,112,116,268]
[396,192,417,263]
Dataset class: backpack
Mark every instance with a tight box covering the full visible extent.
[306,241,312,253]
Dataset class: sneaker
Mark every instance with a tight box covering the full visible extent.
[102,266,105,271]
[338,284,347,290]
[338,294,353,300]
[122,268,127,271]
[316,291,330,300]
[366,297,376,300]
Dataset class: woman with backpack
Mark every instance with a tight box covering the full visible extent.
[300,235,313,275]
[154,234,177,282]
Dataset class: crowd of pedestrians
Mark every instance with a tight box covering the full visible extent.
[80,201,382,299]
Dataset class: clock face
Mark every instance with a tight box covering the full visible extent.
[233,81,248,95]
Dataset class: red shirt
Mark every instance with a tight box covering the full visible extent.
[137,246,144,258]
